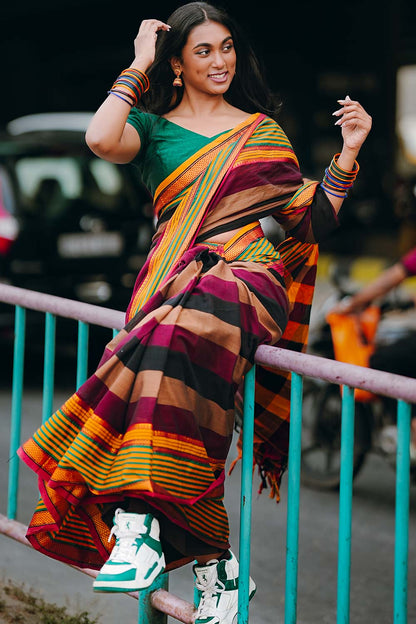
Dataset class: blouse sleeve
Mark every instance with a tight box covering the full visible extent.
[126,109,153,158]
[280,183,340,243]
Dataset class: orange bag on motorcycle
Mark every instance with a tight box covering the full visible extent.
[326,307,380,402]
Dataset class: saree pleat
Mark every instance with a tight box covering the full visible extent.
[18,113,337,570]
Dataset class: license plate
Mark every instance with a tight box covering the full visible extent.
[57,232,123,258]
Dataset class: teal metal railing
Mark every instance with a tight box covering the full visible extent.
[254,345,415,624]
[1,283,415,624]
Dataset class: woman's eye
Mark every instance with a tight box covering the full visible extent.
[197,49,209,56]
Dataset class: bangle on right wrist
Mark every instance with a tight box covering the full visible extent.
[108,68,150,107]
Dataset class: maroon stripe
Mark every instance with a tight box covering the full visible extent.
[214,160,302,201]
[199,425,233,459]
[146,327,237,382]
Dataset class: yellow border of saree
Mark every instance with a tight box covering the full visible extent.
[127,113,265,320]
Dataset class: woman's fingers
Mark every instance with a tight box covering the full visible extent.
[133,19,171,68]
[332,96,372,128]
[137,19,171,35]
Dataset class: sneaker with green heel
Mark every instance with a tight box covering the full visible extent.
[193,551,256,624]
[93,508,165,592]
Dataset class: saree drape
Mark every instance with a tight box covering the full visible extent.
[18,113,335,571]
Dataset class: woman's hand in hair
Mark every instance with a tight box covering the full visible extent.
[132,19,171,71]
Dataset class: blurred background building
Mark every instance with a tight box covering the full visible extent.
[0,0,416,262]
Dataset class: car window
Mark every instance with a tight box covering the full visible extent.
[14,155,135,219]
[15,157,82,200]
[89,159,123,195]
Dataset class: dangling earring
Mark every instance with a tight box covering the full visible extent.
[173,68,183,87]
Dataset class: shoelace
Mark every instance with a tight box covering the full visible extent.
[196,575,225,616]
[108,523,146,562]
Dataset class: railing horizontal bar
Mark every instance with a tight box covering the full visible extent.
[150,590,194,624]
[0,284,124,330]
[256,345,416,403]
[3,284,415,402]
[0,514,195,624]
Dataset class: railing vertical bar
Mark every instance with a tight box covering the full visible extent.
[238,364,256,624]
[393,399,411,624]
[336,385,355,624]
[138,573,169,624]
[284,372,303,624]
[8,305,26,520]
[76,321,89,388]
[42,312,56,424]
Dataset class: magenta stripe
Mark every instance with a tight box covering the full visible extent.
[212,160,302,203]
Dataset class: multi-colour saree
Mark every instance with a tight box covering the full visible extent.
[18,112,338,571]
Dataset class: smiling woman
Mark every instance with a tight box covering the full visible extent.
[18,2,372,622]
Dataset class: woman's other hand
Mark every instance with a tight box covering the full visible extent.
[333,95,372,153]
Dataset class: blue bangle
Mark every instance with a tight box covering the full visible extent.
[320,182,348,198]
[107,90,133,106]
[323,169,353,190]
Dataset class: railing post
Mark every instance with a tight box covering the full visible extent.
[394,399,411,624]
[284,371,303,624]
[8,305,26,520]
[42,312,56,423]
[76,320,89,387]
[238,364,256,624]
[138,573,169,624]
[337,385,355,624]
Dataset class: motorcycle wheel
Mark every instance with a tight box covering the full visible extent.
[300,381,372,490]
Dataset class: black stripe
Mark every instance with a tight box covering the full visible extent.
[165,290,242,328]
[118,342,235,409]
[195,194,293,242]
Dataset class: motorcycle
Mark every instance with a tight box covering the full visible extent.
[301,267,416,490]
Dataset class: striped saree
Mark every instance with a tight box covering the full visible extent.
[18,113,337,570]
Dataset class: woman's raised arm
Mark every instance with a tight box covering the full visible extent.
[85,19,170,164]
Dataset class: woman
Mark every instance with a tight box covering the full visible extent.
[18,3,372,622]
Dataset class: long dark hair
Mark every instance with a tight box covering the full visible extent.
[140,2,281,119]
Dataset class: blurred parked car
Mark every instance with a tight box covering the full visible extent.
[0,113,155,383]
[0,112,154,308]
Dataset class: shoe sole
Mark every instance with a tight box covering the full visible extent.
[93,563,165,592]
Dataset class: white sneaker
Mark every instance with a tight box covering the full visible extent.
[93,509,165,592]
[194,551,256,624]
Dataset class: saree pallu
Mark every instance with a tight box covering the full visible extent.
[18,113,337,570]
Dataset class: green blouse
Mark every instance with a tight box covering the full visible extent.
[126,109,229,197]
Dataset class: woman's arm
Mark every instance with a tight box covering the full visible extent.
[332,262,408,314]
[85,19,170,164]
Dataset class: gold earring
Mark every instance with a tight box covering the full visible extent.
[173,68,183,87]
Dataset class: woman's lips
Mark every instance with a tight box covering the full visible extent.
[208,71,228,83]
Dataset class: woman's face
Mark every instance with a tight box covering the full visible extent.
[178,20,236,95]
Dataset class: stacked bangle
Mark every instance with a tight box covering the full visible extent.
[107,68,150,107]
[321,153,359,199]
